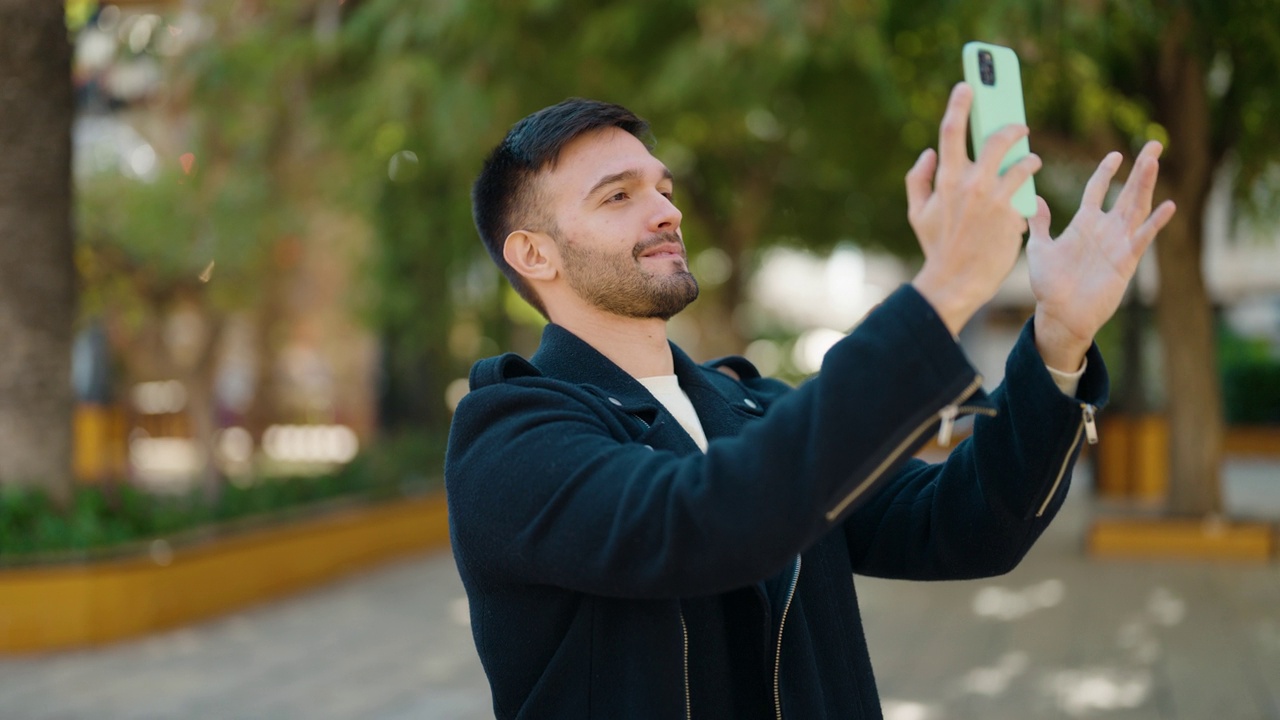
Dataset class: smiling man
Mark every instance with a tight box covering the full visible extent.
[446,91,1174,719]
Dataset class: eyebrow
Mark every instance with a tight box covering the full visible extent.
[584,166,674,201]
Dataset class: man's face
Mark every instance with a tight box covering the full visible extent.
[538,127,698,320]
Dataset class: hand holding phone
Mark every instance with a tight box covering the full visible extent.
[962,41,1037,218]
[906,82,1041,336]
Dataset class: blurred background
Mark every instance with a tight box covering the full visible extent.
[1,0,1278,718]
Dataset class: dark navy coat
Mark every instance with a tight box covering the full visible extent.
[445,285,1108,719]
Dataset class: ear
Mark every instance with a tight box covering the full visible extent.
[502,230,558,283]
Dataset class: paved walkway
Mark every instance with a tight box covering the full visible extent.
[2,465,1278,719]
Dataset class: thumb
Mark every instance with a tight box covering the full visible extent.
[1028,196,1052,243]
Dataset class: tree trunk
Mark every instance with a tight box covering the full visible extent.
[175,304,224,505]
[687,165,776,358]
[703,188,763,357]
[1117,291,1147,413]
[1152,202,1223,516]
[0,1,75,504]
[1152,7,1224,517]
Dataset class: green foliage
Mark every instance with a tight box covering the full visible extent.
[321,0,1280,345]
[81,1,1280,338]
[0,433,444,564]
[1220,324,1280,425]
[1223,362,1280,425]
[867,0,1280,222]
[74,1,1280,452]
[0,484,192,558]
[76,5,322,320]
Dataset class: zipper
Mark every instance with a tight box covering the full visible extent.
[679,607,691,719]
[937,403,998,446]
[772,556,802,720]
[824,376,986,522]
[937,404,959,446]
[1036,403,1098,517]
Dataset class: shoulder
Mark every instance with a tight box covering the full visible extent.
[460,352,607,419]
[698,355,793,408]
[469,352,541,388]
[450,353,644,450]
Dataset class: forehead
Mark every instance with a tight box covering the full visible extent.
[541,127,667,200]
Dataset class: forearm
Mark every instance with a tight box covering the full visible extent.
[845,317,1109,580]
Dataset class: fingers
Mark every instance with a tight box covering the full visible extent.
[905,148,937,222]
[1028,196,1052,243]
[996,151,1042,201]
[1128,199,1177,255]
[975,123,1031,178]
[937,83,973,172]
[1082,152,1123,209]
[1113,141,1164,224]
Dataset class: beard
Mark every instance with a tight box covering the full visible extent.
[555,230,700,321]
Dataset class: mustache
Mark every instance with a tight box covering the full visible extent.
[632,232,685,260]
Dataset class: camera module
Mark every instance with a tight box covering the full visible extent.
[978,50,996,86]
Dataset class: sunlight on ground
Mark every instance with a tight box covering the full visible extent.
[945,585,1194,714]
[881,699,939,720]
[971,578,1065,621]
[1145,587,1187,626]
[1043,666,1152,715]
[960,651,1029,697]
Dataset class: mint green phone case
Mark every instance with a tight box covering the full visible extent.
[962,41,1037,218]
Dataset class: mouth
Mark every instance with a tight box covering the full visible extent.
[639,242,685,260]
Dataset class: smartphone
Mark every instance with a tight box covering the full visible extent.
[962,41,1037,218]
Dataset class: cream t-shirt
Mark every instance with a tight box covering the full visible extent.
[636,375,709,452]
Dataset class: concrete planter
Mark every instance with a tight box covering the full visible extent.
[1093,414,1170,502]
[0,494,450,653]
[1088,415,1279,561]
[1094,414,1280,501]
[1087,516,1275,562]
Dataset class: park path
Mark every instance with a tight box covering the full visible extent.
[2,463,1278,719]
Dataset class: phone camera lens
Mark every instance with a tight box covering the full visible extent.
[978,50,996,86]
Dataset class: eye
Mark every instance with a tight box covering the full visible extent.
[660,190,674,200]
[606,191,629,203]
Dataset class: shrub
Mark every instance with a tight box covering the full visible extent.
[0,431,445,564]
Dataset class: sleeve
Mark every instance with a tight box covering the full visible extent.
[843,316,1110,580]
[1045,357,1087,397]
[446,285,984,600]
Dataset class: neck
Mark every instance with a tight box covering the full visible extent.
[548,303,673,379]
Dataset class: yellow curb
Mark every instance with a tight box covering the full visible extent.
[1224,426,1280,457]
[1086,516,1274,562]
[0,494,450,653]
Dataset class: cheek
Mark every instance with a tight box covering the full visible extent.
[564,213,637,252]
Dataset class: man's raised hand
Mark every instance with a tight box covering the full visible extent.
[1027,140,1177,371]
[908,82,1043,336]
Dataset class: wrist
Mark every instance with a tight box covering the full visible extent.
[1033,308,1091,372]
[911,268,979,337]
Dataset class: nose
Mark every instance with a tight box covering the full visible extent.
[649,191,682,233]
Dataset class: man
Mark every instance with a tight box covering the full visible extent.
[446,85,1175,719]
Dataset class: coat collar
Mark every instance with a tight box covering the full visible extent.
[530,323,762,445]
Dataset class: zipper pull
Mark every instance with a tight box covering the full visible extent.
[937,404,959,446]
[1082,404,1098,445]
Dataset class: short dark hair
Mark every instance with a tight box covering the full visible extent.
[472,98,652,317]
